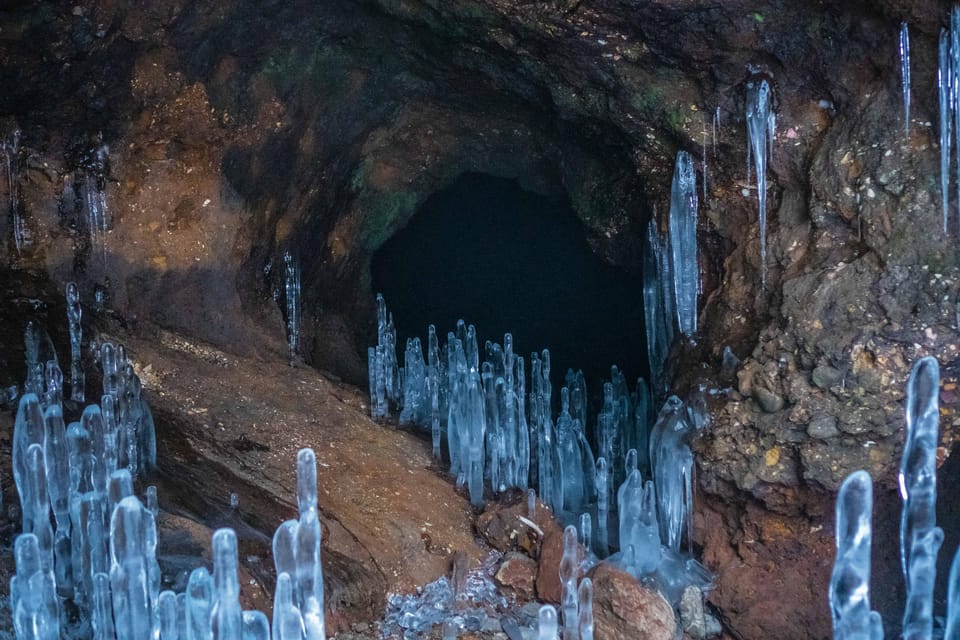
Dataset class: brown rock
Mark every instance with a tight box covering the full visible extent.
[494,552,538,600]
[588,563,677,640]
[476,497,560,555]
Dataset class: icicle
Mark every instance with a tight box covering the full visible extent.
[940,29,952,234]
[559,525,580,640]
[900,22,911,137]
[284,251,301,365]
[746,78,773,289]
[712,107,720,158]
[578,578,594,640]
[538,605,558,640]
[952,8,960,236]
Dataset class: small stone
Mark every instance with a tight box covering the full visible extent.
[495,553,537,600]
[753,386,784,413]
[812,364,843,389]
[520,602,542,620]
[807,414,840,439]
[679,585,721,639]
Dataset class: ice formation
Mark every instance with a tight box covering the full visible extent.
[829,356,960,640]
[80,144,111,264]
[669,151,699,338]
[67,282,85,402]
[940,28,952,233]
[283,251,301,365]
[538,605,558,640]
[2,129,26,255]
[900,22,911,137]
[367,292,714,608]
[829,471,882,640]
[900,356,942,639]
[10,298,332,639]
[745,77,774,289]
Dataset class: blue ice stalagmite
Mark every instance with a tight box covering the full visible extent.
[295,448,326,640]
[595,457,609,558]
[946,544,960,639]
[829,471,883,640]
[11,533,60,640]
[212,528,243,640]
[13,394,45,529]
[3,130,28,256]
[242,610,270,640]
[283,251,301,365]
[369,294,401,418]
[273,572,303,640]
[900,356,943,640]
[159,590,178,640]
[617,467,660,575]
[578,577,594,640]
[538,605,558,640]
[400,337,427,426]
[559,525,579,638]
[668,151,699,337]
[746,77,773,289]
[940,28,952,233]
[67,282,85,402]
[186,567,215,640]
[900,22,911,137]
[109,495,161,640]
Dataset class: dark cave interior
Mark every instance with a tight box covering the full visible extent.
[370,172,649,395]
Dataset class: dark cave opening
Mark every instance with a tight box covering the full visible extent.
[370,172,648,398]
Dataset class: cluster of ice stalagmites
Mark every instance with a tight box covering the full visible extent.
[830,356,960,640]
[369,294,714,613]
[10,285,329,640]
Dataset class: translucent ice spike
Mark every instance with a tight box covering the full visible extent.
[12,533,60,640]
[273,572,304,640]
[160,589,179,640]
[668,151,699,337]
[23,444,54,570]
[578,577,594,640]
[186,567,214,640]
[539,605,558,640]
[110,495,161,640]
[43,405,71,532]
[400,337,427,426]
[559,525,580,638]
[945,545,960,639]
[899,356,943,640]
[900,22,911,137]
[13,393,45,516]
[212,528,243,639]
[829,471,879,640]
[92,572,115,640]
[746,77,772,289]
[596,457,609,557]
[273,520,299,587]
[241,611,270,640]
[83,404,109,493]
[296,450,325,640]
[67,282,85,402]
[940,29,952,233]
[44,360,63,410]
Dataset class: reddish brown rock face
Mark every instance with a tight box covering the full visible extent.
[494,553,538,600]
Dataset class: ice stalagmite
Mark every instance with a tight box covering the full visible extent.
[595,457,609,558]
[668,151,699,337]
[273,572,302,640]
[11,533,60,640]
[110,495,160,640]
[296,448,326,640]
[67,282,84,402]
[559,525,579,638]
[746,77,773,289]
[186,567,214,640]
[212,528,243,640]
[940,28,952,233]
[649,396,698,554]
[829,471,883,640]
[900,22,911,137]
[900,356,943,640]
[400,337,427,426]
[241,611,270,640]
[578,578,594,640]
[945,545,960,639]
[538,605,558,640]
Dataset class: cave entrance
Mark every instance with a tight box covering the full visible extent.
[370,172,648,399]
